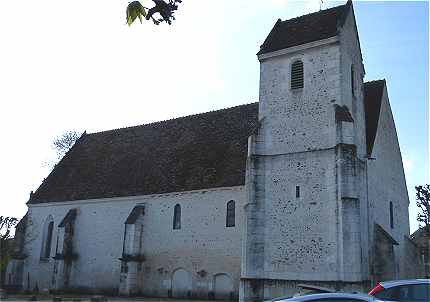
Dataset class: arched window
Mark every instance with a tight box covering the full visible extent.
[173,204,181,230]
[40,216,54,260]
[389,201,394,229]
[351,64,355,96]
[291,60,304,89]
[226,200,235,227]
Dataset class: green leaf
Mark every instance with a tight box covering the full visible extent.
[126,1,147,26]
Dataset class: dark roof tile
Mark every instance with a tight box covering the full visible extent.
[29,103,259,204]
[258,2,350,55]
[364,80,385,156]
[335,105,354,123]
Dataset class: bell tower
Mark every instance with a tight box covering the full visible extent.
[240,1,369,301]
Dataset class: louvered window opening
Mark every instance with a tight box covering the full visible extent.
[291,61,304,89]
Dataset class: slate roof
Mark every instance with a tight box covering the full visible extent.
[29,103,259,204]
[364,80,385,156]
[258,1,351,55]
[335,105,354,123]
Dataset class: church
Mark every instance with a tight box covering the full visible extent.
[6,1,420,301]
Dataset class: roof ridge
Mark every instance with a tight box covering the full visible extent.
[87,102,258,136]
[364,79,386,85]
[257,1,350,55]
[280,2,347,24]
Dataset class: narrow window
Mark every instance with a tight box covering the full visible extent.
[296,186,300,198]
[55,234,59,254]
[44,221,54,258]
[291,60,304,89]
[226,200,235,227]
[389,201,394,229]
[351,64,355,96]
[173,204,181,230]
[138,224,144,253]
[40,216,54,260]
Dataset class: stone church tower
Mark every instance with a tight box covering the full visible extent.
[240,1,411,300]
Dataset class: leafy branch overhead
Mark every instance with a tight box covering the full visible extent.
[0,216,18,240]
[126,0,182,26]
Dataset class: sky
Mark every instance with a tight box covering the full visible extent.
[0,0,428,233]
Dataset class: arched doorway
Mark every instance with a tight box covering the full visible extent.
[214,273,233,300]
[171,268,192,298]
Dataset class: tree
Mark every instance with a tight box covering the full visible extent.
[415,184,430,229]
[42,130,82,171]
[52,130,81,161]
[0,216,18,287]
[126,0,182,26]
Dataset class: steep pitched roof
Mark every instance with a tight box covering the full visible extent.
[257,1,351,55]
[29,103,259,204]
[364,80,385,156]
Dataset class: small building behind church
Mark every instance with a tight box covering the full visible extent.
[411,226,430,278]
[6,1,422,301]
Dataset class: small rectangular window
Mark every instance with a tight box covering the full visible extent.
[296,186,300,198]
[389,201,394,229]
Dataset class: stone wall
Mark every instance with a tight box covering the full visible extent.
[403,236,424,279]
[373,224,396,281]
[253,38,343,287]
[22,186,245,298]
[262,150,338,280]
[257,41,340,155]
[338,5,370,283]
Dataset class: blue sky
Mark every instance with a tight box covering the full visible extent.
[0,1,428,233]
